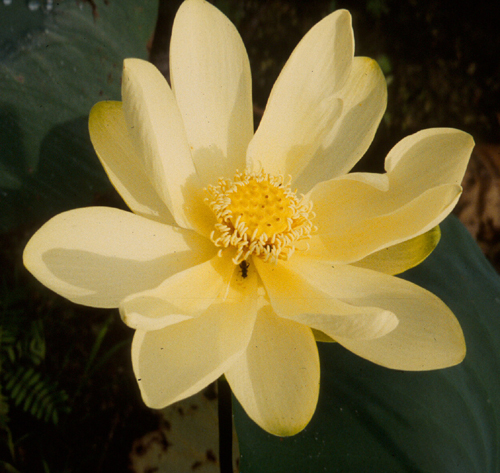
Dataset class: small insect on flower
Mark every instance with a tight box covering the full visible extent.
[239,260,249,278]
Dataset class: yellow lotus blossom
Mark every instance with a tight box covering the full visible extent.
[23,0,473,436]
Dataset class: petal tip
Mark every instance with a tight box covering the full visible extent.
[123,57,148,70]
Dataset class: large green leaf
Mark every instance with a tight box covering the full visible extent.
[0,0,158,232]
[234,215,500,472]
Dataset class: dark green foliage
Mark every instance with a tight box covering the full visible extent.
[3,366,69,424]
[0,295,70,427]
[0,382,10,432]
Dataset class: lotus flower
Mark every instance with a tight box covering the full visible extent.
[24,0,473,436]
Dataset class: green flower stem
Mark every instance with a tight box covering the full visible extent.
[218,377,233,473]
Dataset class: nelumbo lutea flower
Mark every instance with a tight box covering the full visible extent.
[24,0,473,436]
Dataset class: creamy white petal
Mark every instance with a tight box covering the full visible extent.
[170,0,253,187]
[226,304,319,436]
[120,252,236,331]
[122,58,206,231]
[289,257,466,370]
[255,258,398,340]
[132,266,258,408]
[89,101,174,225]
[293,57,388,193]
[308,172,461,263]
[247,9,353,179]
[23,207,215,308]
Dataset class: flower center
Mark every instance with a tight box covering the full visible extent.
[206,170,316,264]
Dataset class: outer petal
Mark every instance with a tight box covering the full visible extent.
[307,129,473,263]
[352,226,441,275]
[89,101,174,225]
[132,264,258,408]
[385,128,474,198]
[255,257,398,340]
[293,57,388,193]
[309,173,460,263]
[247,9,353,179]
[120,252,236,331]
[170,0,253,186]
[122,58,208,232]
[23,207,215,308]
[225,304,319,437]
[290,256,466,370]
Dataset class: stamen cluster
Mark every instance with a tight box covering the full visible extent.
[206,169,316,264]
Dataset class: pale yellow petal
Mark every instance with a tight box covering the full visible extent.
[255,258,398,340]
[385,128,474,199]
[89,101,174,225]
[307,128,473,262]
[247,9,353,179]
[293,57,388,193]
[290,257,466,370]
[225,304,319,436]
[309,171,461,263]
[131,265,258,408]
[23,207,215,308]
[120,252,235,331]
[170,0,253,187]
[353,226,441,275]
[122,58,205,231]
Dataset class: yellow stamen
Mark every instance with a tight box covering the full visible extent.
[205,170,316,264]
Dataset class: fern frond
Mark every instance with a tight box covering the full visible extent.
[3,366,69,424]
